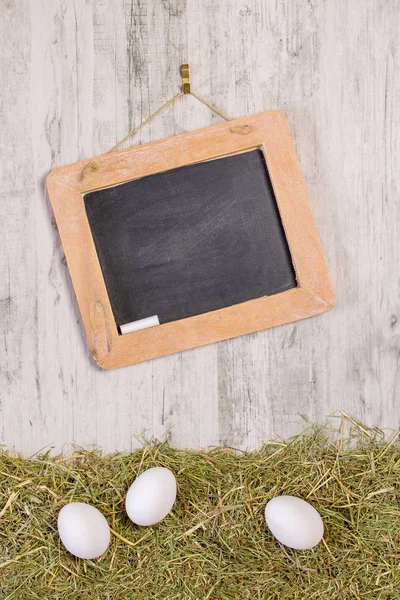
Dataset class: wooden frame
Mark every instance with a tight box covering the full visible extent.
[46,111,335,369]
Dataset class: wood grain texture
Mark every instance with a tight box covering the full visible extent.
[1,0,399,453]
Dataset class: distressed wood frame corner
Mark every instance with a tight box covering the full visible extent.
[46,111,335,369]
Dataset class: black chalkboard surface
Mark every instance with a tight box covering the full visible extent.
[84,149,296,328]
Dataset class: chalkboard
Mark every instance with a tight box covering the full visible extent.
[84,149,297,329]
[47,111,334,367]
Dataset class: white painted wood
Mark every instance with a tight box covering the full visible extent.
[0,0,399,455]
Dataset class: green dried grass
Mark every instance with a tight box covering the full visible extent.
[1,419,400,599]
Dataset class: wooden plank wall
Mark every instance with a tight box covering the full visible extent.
[1,0,399,454]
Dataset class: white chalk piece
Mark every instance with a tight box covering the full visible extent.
[119,315,160,335]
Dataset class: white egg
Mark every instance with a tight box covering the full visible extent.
[265,495,324,550]
[58,502,110,559]
[125,467,177,526]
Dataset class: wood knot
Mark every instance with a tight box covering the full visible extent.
[229,124,252,135]
[81,160,100,179]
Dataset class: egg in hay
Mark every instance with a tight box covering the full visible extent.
[265,495,324,550]
[58,502,110,559]
[125,467,177,526]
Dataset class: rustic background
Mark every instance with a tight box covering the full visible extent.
[1,0,399,454]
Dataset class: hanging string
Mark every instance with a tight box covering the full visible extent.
[107,92,184,153]
[107,65,233,153]
[188,90,232,123]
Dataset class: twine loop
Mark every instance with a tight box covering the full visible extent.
[107,66,232,153]
[81,65,233,177]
